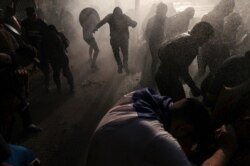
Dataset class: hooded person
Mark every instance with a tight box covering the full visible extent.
[93,7,137,74]
[198,0,235,76]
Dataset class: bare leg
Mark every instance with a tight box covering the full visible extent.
[90,39,100,69]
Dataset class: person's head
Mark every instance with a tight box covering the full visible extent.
[156,2,168,17]
[113,7,123,16]
[169,98,212,154]
[184,7,195,19]
[190,21,214,46]
[26,7,37,20]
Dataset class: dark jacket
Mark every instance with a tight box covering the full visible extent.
[96,13,137,39]
[158,33,199,88]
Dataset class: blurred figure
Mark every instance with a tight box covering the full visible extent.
[198,0,235,76]
[79,8,100,70]
[0,14,41,140]
[200,12,242,75]
[41,25,74,93]
[21,7,49,91]
[93,7,137,74]
[202,50,250,110]
[222,12,242,49]
[144,2,169,81]
[86,88,237,166]
[168,7,195,39]
[0,52,41,141]
[155,22,214,101]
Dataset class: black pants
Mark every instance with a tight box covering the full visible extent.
[51,58,74,91]
[110,37,129,68]
[155,70,185,102]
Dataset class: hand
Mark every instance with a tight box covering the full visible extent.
[216,125,238,155]
[190,86,201,97]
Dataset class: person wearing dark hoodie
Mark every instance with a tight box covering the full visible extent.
[93,7,137,74]
[41,25,74,93]
[86,88,237,166]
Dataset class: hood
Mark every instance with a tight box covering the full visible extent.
[132,88,173,127]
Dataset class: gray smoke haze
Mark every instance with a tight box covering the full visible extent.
[31,0,250,78]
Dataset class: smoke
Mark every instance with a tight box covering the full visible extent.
[37,0,250,78]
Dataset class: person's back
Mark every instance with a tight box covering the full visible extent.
[86,89,190,166]
[41,26,65,61]
[108,13,135,39]
[158,33,199,74]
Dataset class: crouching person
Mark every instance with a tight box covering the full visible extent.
[86,88,237,166]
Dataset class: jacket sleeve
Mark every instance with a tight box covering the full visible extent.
[126,15,137,28]
[95,14,111,30]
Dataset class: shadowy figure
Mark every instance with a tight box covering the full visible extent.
[21,7,49,91]
[198,0,235,76]
[168,7,195,39]
[79,8,100,70]
[41,25,74,93]
[144,2,169,81]
[93,7,137,74]
[155,22,214,101]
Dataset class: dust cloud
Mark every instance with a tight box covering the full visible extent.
[33,0,250,77]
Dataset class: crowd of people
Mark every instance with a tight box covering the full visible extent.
[0,3,74,165]
[86,0,250,166]
[1,0,250,165]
